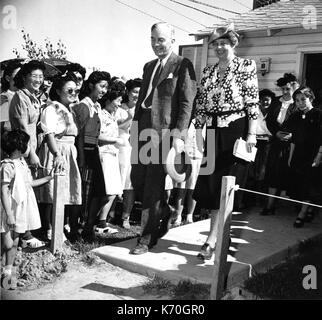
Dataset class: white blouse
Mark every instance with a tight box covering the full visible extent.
[276,97,293,125]
[99,109,119,154]
[40,101,78,136]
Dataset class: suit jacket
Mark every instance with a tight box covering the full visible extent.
[266,96,297,136]
[133,52,197,139]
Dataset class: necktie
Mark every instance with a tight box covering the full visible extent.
[143,60,163,108]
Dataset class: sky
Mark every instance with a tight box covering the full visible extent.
[0,0,253,79]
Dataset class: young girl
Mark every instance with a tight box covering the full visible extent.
[171,119,203,226]
[262,73,298,215]
[38,72,82,242]
[73,71,110,240]
[1,130,53,288]
[251,89,274,205]
[117,78,141,229]
[8,60,46,247]
[95,81,125,232]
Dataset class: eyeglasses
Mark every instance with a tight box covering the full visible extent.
[66,88,80,95]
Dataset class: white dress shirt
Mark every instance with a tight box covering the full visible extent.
[142,51,172,108]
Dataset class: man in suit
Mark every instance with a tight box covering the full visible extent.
[129,22,197,254]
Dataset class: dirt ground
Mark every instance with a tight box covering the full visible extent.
[1,254,171,300]
[1,217,171,301]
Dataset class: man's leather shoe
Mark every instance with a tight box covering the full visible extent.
[130,243,149,255]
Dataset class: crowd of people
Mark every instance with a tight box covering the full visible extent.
[1,22,322,285]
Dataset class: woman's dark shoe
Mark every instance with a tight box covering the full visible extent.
[95,221,110,233]
[81,229,96,242]
[260,207,276,216]
[68,232,83,243]
[106,215,115,224]
[197,243,215,260]
[293,217,305,228]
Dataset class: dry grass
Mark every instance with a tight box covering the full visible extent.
[244,238,322,300]
[143,276,211,300]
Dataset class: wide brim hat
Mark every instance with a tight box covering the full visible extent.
[208,23,239,46]
[164,147,192,183]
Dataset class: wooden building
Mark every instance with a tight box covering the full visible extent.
[183,0,322,101]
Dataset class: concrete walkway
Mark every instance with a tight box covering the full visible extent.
[93,205,322,289]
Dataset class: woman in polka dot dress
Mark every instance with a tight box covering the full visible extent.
[193,24,259,260]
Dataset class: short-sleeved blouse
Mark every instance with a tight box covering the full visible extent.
[195,56,259,129]
[116,105,133,143]
[40,101,78,137]
[9,88,41,150]
[72,97,101,146]
[99,109,119,154]
[116,106,131,131]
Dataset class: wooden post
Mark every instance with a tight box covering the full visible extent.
[210,176,236,300]
[50,173,65,254]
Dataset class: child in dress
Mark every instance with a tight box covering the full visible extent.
[1,130,53,289]
[171,119,203,226]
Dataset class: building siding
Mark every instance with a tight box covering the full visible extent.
[206,31,322,94]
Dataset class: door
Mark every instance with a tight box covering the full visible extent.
[304,53,322,108]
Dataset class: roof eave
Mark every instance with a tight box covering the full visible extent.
[190,23,322,40]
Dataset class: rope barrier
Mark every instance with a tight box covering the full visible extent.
[233,185,322,209]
